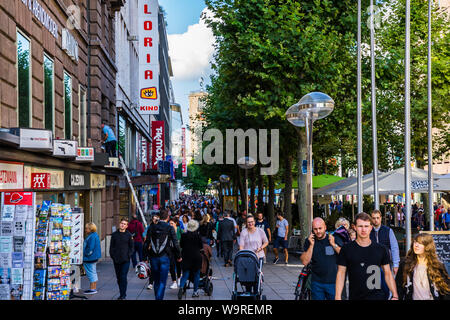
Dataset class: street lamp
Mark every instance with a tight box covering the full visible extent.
[285,92,334,241]
[237,156,256,215]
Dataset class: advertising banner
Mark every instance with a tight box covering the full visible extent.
[138,0,160,115]
[151,121,165,170]
[0,162,24,191]
[182,127,187,177]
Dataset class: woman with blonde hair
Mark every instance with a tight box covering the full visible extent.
[395,233,450,300]
[333,217,351,245]
[83,222,102,294]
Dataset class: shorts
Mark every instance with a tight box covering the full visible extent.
[83,262,98,283]
[273,236,288,250]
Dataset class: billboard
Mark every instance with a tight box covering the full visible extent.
[138,0,160,115]
[182,127,187,177]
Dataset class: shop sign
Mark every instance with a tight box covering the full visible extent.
[90,174,106,189]
[138,0,160,115]
[151,121,164,170]
[62,28,79,62]
[105,157,119,168]
[19,0,58,39]
[24,166,64,189]
[3,192,33,206]
[31,173,51,189]
[18,128,53,151]
[53,139,78,157]
[0,161,24,191]
[76,147,94,161]
[182,127,187,177]
[70,174,85,187]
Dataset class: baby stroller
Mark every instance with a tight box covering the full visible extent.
[231,250,266,300]
[181,245,214,296]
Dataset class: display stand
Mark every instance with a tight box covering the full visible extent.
[0,192,36,300]
[69,207,86,300]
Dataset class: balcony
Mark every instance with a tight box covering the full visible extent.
[110,0,125,12]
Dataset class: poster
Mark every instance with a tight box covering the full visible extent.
[0,236,12,253]
[13,220,26,237]
[13,236,25,252]
[0,269,10,284]
[11,268,23,285]
[0,253,11,268]
[0,284,10,300]
[12,252,23,268]
[1,205,14,222]
[14,206,27,221]
[1,222,14,236]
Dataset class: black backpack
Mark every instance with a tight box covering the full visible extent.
[148,223,171,257]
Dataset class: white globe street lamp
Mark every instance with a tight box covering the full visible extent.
[285,92,334,240]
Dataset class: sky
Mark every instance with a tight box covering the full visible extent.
[159,0,215,156]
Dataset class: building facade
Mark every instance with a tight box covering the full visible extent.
[188,91,207,162]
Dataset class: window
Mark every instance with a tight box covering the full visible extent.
[17,31,31,127]
[63,72,72,140]
[118,115,126,160]
[43,55,54,132]
[79,86,87,146]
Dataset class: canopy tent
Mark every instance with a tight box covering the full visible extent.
[276,174,346,190]
[314,167,449,196]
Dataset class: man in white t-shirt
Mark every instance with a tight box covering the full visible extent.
[273,212,289,264]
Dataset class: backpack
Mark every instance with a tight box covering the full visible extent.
[148,223,171,257]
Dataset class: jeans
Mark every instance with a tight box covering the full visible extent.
[150,255,171,300]
[105,140,116,157]
[222,240,234,264]
[83,262,98,283]
[113,262,130,298]
[179,269,200,292]
[310,281,335,300]
[170,255,182,281]
[131,241,143,268]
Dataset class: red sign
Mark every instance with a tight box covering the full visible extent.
[151,121,165,169]
[31,173,51,189]
[3,192,33,205]
[182,127,187,177]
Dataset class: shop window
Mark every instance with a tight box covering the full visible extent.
[79,86,87,146]
[63,72,72,140]
[17,31,31,127]
[43,55,54,132]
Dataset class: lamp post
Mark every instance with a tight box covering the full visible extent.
[219,175,230,212]
[286,92,334,241]
[237,156,257,215]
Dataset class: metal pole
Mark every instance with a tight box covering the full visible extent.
[370,0,379,211]
[305,114,314,235]
[357,0,363,213]
[405,0,412,249]
[427,0,434,231]
[245,168,248,214]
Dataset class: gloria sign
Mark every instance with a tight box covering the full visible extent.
[0,161,24,191]
[151,121,165,170]
[138,0,160,115]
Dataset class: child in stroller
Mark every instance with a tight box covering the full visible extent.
[179,243,214,298]
[231,250,266,300]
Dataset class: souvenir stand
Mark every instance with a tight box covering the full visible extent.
[0,192,36,300]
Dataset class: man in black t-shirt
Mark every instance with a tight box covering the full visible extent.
[255,212,271,262]
[301,218,343,300]
[335,212,398,300]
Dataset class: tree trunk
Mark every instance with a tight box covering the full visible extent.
[250,167,256,214]
[284,154,293,233]
[268,175,276,231]
[257,167,264,213]
[237,168,246,212]
[297,129,308,243]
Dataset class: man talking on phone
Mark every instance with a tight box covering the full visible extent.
[300,217,343,300]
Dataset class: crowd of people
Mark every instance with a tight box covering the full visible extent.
[81,194,449,301]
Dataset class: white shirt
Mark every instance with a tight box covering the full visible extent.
[412,264,433,300]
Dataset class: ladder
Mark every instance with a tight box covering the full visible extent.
[119,155,148,229]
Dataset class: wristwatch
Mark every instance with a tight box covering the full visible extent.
[333,244,338,249]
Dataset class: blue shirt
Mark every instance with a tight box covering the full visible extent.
[276,218,289,238]
[102,125,116,142]
[83,232,102,262]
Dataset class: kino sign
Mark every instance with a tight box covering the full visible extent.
[138,0,160,115]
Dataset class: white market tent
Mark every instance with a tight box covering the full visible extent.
[314,167,450,196]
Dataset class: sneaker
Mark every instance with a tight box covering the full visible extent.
[147,284,153,290]
[284,261,288,265]
[192,291,199,298]
[117,296,126,300]
[273,257,279,264]
[263,257,267,263]
[170,282,178,289]
[84,289,97,295]
[177,288,183,300]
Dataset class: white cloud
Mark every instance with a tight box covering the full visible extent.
[168,9,215,81]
